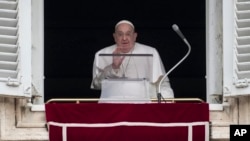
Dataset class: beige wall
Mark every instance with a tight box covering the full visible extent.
[2,96,250,140]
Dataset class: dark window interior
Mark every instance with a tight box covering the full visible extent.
[44,0,206,102]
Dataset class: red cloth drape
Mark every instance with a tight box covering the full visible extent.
[45,103,209,141]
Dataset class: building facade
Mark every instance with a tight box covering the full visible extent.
[1,0,250,140]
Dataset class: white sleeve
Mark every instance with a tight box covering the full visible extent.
[91,63,123,90]
[160,79,174,98]
[151,48,174,98]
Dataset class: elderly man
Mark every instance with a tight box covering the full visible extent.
[91,20,174,101]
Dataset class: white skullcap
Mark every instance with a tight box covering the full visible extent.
[115,20,135,29]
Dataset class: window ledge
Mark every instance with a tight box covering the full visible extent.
[209,103,223,111]
[31,103,224,112]
[31,104,45,111]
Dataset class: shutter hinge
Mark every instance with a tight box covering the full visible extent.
[234,78,249,88]
[6,77,21,87]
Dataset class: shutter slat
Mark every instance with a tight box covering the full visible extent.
[237,37,250,45]
[0,52,17,62]
[236,19,250,28]
[236,2,250,11]
[0,61,17,70]
[236,70,250,79]
[236,45,250,54]
[0,1,17,10]
[0,26,17,36]
[236,11,250,19]
[237,28,250,36]
[0,18,17,27]
[0,69,17,78]
[0,44,17,53]
[0,35,17,44]
[238,0,250,2]
[0,9,17,19]
[237,62,250,71]
[236,53,250,62]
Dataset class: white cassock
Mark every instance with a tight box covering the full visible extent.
[91,42,174,100]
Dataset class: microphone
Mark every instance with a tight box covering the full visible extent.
[172,24,186,40]
[172,24,191,47]
[157,24,191,103]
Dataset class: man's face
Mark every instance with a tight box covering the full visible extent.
[113,23,137,53]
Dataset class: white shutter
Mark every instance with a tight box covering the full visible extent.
[0,0,31,98]
[224,0,250,96]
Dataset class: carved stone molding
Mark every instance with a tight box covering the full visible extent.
[0,97,48,141]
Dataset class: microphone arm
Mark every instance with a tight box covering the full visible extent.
[157,24,191,103]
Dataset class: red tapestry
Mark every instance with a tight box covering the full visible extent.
[45,102,209,141]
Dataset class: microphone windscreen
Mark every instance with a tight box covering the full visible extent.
[172,24,179,31]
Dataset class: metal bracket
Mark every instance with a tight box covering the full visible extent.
[6,77,21,87]
[234,78,249,88]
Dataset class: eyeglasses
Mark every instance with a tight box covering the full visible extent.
[115,31,134,37]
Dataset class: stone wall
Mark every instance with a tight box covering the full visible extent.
[2,96,248,141]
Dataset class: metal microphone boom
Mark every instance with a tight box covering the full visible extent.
[157,24,191,103]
